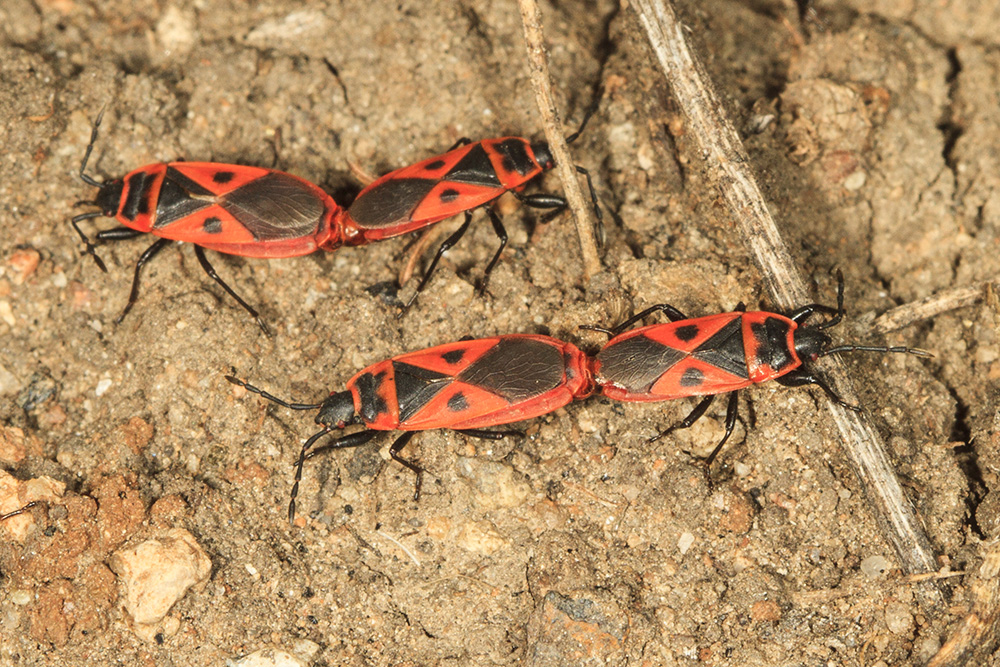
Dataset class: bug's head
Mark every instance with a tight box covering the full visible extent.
[315,391,358,429]
[793,325,834,363]
[531,141,555,170]
[93,179,124,216]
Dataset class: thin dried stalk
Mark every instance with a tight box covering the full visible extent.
[518,0,603,281]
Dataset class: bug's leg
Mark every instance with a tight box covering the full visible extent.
[649,394,716,445]
[581,303,690,338]
[0,501,42,522]
[789,269,846,327]
[115,237,171,325]
[193,246,270,336]
[445,137,473,152]
[290,428,378,523]
[387,432,424,500]
[400,211,474,315]
[573,163,604,240]
[70,212,112,272]
[479,208,508,296]
[705,391,740,466]
[96,227,145,242]
[516,190,566,212]
[776,369,861,411]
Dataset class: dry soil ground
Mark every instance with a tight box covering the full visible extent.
[1,0,999,665]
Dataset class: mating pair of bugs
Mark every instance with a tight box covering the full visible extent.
[71,108,599,334]
[226,270,928,521]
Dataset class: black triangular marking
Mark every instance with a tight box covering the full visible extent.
[393,361,452,423]
[444,144,501,187]
[153,170,213,229]
[691,317,748,379]
[596,335,685,393]
[458,338,562,402]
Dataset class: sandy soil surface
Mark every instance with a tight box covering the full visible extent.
[1,0,998,665]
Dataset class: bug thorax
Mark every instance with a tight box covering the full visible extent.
[315,391,358,428]
[530,141,555,170]
[793,325,833,362]
[95,179,124,216]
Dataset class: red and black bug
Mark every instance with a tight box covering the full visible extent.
[588,271,930,463]
[339,111,602,309]
[71,109,343,333]
[227,334,594,521]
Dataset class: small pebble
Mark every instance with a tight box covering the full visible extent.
[110,528,212,626]
[861,555,891,578]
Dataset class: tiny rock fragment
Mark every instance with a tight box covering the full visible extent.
[456,520,508,555]
[525,590,627,667]
[7,248,41,285]
[0,425,28,464]
[232,647,309,667]
[861,555,891,578]
[884,601,914,636]
[751,600,782,622]
[0,469,65,542]
[456,457,530,509]
[110,528,212,627]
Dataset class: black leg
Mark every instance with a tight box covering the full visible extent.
[516,191,567,211]
[789,269,846,328]
[445,137,473,152]
[194,246,270,336]
[388,432,424,500]
[776,369,861,411]
[574,164,604,227]
[400,211,473,314]
[479,208,508,296]
[580,302,689,337]
[649,394,715,444]
[96,226,145,242]
[0,501,41,522]
[115,237,171,325]
[705,391,740,466]
[290,428,378,523]
[650,391,741,466]
[70,212,110,272]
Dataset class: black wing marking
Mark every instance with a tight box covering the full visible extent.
[347,178,437,228]
[221,173,326,240]
[458,338,564,403]
[596,335,685,393]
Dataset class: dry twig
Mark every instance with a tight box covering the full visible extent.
[517,0,603,281]
[873,283,990,333]
[629,0,941,605]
